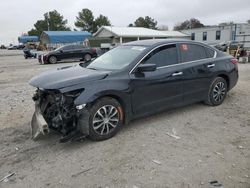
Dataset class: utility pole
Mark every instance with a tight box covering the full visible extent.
[234,24,237,41]
[47,12,50,31]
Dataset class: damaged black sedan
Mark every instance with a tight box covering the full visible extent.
[29,39,238,141]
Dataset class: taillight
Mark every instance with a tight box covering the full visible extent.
[91,48,97,53]
[231,58,238,65]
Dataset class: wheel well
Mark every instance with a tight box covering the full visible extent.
[218,74,230,89]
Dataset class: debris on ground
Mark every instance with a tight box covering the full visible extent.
[152,159,161,165]
[71,168,93,178]
[238,145,244,149]
[214,152,223,156]
[0,173,15,183]
[166,128,181,139]
[210,180,223,187]
[214,152,225,159]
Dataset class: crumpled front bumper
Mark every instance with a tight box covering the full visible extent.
[31,102,49,140]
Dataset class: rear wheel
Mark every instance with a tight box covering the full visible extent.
[88,97,123,141]
[48,56,57,64]
[84,54,91,62]
[205,77,228,106]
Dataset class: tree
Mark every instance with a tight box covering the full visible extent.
[94,14,111,30]
[128,23,134,27]
[75,9,95,33]
[174,18,204,30]
[44,10,70,31]
[75,9,111,33]
[247,20,250,24]
[28,10,70,36]
[134,16,158,29]
[28,20,48,36]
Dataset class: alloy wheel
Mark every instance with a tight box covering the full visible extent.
[92,105,119,135]
[84,54,91,61]
[213,81,226,102]
[49,56,57,64]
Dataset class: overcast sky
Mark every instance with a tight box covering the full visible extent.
[0,0,249,45]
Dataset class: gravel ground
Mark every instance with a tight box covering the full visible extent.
[0,49,249,188]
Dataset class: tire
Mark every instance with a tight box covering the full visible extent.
[205,77,228,106]
[84,54,92,62]
[88,97,124,141]
[48,56,57,64]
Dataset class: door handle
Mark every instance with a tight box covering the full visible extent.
[172,72,183,76]
[207,64,215,68]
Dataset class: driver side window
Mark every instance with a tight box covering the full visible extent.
[143,44,178,67]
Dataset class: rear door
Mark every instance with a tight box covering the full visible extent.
[74,45,86,58]
[130,44,184,116]
[178,43,216,104]
[60,45,75,59]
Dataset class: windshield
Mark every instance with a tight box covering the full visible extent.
[87,45,146,70]
[55,46,64,51]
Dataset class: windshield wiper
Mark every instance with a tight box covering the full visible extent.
[87,67,97,70]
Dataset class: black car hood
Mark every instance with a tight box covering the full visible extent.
[29,64,109,90]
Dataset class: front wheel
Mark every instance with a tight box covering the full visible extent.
[48,56,57,64]
[205,77,228,106]
[88,97,124,141]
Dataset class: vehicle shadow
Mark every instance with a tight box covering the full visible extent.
[121,102,206,133]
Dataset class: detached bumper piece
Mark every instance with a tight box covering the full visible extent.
[31,102,49,139]
[31,89,87,142]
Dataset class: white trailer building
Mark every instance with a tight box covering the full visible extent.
[181,23,250,49]
[94,26,189,45]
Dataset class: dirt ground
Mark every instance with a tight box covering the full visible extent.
[0,50,249,188]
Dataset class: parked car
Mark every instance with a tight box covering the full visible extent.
[29,39,238,142]
[7,44,24,50]
[38,44,97,64]
[23,49,45,59]
[0,45,6,49]
[7,45,18,50]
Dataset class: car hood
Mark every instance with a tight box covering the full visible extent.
[29,64,109,90]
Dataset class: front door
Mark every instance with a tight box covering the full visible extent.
[130,44,183,116]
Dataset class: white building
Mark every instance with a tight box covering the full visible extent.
[94,26,189,45]
[181,23,250,48]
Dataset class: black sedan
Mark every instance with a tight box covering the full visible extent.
[38,44,97,64]
[29,39,238,141]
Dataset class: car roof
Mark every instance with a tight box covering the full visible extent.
[123,38,210,48]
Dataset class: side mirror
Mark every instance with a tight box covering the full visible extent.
[136,64,156,72]
[60,50,63,53]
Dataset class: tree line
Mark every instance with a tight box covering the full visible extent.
[27,9,250,37]
[27,9,159,36]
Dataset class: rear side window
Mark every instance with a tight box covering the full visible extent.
[179,44,207,62]
[74,45,85,50]
[143,44,178,67]
[63,45,74,50]
[205,47,215,58]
